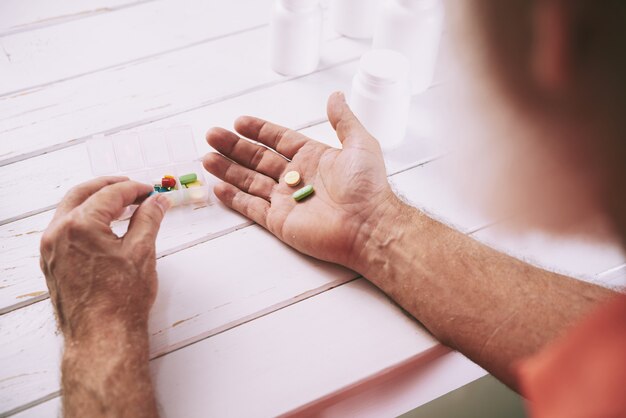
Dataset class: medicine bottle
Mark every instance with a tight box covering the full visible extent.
[349,49,411,150]
[329,0,382,39]
[269,0,323,76]
[372,0,444,94]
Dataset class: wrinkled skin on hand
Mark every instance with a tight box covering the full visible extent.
[40,178,170,340]
[203,92,399,270]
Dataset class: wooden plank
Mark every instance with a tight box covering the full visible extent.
[473,225,626,283]
[0,147,470,412]
[0,223,357,415]
[149,280,438,417]
[0,300,61,416]
[0,202,252,315]
[2,153,621,414]
[389,156,493,233]
[10,396,60,418]
[0,12,464,167]
[0,78,449,227]
[0,60,361,312]
[0,0,273,95]
[0,211,52,313]
[597,264,626,288]
[297,351,486,418]
[0,23,361,165]
[0,0,152,36]
[0,50,365,224]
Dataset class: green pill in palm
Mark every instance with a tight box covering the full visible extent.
[179,173,197,184]
[293,184,314,202]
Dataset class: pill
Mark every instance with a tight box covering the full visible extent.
[292,185,314,202]
[284,171,301,187]
[184,180,203,188]
[162,177,176,188]
[179,173,197,185]
[164,174,175,179]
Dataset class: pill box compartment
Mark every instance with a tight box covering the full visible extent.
[86,126,213,211]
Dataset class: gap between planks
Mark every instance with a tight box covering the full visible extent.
[0,148,443,315]
[0,45,349,168]
[0,22,270,101]
[0,390,60,418]
[0,0,160,38]
[8,233,625,416]
[0,276,360,417]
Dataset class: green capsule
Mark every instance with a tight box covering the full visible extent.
[292,185,314,202]
[179,173,197,185]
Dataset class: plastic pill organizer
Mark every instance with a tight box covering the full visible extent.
[86,126,213,214]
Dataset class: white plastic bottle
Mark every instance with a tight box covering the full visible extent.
[269,0,323,76]
[350,49,411,150]
[373,0,444,94]
[329,0,382,39]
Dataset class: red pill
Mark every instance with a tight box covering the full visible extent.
[161,177,176,188]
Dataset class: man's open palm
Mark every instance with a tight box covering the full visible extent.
[203,92,395,268]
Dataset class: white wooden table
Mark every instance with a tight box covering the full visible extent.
[1,1,625,417]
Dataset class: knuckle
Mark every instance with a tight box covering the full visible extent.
[142,208,162,227]
[132,241,155,259]
[40,229,57,254]
[249,147,266,168]
[243,171,256,191]
[64,183,87,201]
[62,215,89,237]
[274,128,287,147]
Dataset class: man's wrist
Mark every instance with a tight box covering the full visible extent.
[63,313,150,357]
[350,194,422,276]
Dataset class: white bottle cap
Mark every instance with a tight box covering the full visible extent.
[280,0,319,12]
[350,49,411,149]
[357,49,410,88]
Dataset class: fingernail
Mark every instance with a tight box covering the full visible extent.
[335,91,346,101]
[154,193,172,213]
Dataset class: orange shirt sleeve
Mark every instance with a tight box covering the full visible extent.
[518,293,626,418]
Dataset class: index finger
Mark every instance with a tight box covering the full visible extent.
[234,116,311,160]
[53,176,128,223]
[78,180,154,226]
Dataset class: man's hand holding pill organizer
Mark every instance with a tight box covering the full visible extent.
[38,1,626,416]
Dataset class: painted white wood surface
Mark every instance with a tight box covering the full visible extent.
[0,52,362,223]
[0,0,148,36]
[2,1,623,417]
[597,264,626,288]
[0,25,361,166]
[0,0,273,95]
[389,157,492,234]
[10,396,60,418]
[0,225,356,415]
[150,279,440,418]
[474,226,626,283]
[0,16,461,168]
[2,147,623,414]
[0,82,450,313]
[0,151,464,413]
[305,351,487,418]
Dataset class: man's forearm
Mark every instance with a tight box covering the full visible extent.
[354,198,616,389]
[61,319,158,418]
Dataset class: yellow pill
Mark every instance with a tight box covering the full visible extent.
[164,174,175,179]
[284,171,301,187]
[184,180,203,188]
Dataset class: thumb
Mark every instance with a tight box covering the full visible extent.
[327,91,376,148]
[125,193,170,245]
